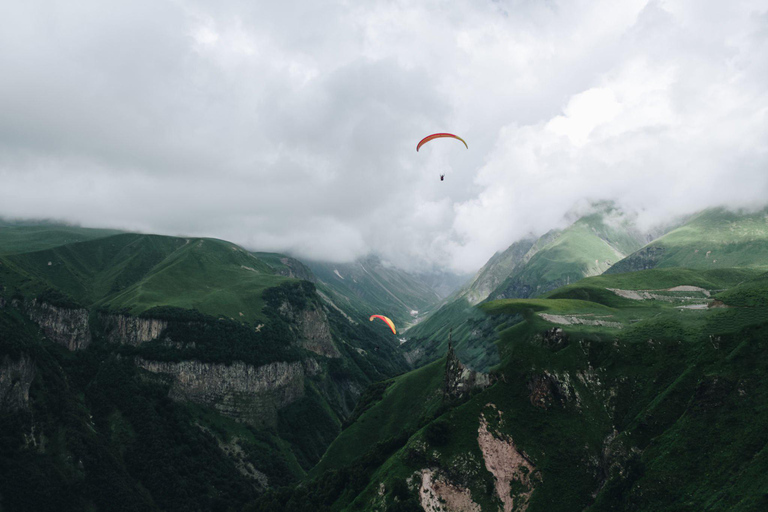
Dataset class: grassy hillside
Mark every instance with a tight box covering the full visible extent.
[403,209,647,372]
[0,228,416,511]
[401,298,499,371]
[0,223,123,255]
[260,267,768,511]
[454,237,537,306]
[0,233,291,323]
[492,211,646,300]
[305,256,442,328]
[608,207,768,274]
[310,357,447,476]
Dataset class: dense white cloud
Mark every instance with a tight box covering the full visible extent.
[1,0,766,272]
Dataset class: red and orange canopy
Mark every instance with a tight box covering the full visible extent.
[369,315,397,335]
[416,133,468,152]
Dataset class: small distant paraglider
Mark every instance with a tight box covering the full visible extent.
[416,133,467,181]
[369,314,397,335]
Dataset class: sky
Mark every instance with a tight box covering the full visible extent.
[1,0,767,273]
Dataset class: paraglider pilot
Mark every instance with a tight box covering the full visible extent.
[440,174,445,181]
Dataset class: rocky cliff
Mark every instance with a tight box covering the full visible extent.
[0,354,35,412]
[443,342,490,400]
[23,300,91,350]
[103,314,168,346]
[278,301,340,358]
[136,358,306,427]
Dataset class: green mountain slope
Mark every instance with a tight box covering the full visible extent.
[0,233,289,324]
[457,236,537,305]
[0,222,123,255]
[491,211,646,300]
[258,267,768,511]
[310,357,447,476]
[404,209,647,372]
[0,227,417,510]
[608,207,768,274]
[305,256,443,328]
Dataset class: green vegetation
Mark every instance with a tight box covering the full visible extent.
[0,226,415,511]
[0,223,123,255]
[305,256,441,327]
[0,233,293,323]
[404,297,499,371]
[0,310,262,511]
[404,207,647,372]
[491,211,646,300]
[282,267,768,511]
[311,357,446,476]
[5,216,768,510]
[609,207,768,273]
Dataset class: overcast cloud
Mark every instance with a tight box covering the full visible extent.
[1,0,767,272]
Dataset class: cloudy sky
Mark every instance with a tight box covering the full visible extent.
[1,0,767,272]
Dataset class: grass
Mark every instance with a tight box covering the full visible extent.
[310,357,446,476]
[0,223,123,255]
[609,207,768,273]
[305,257,441,327]
[0,233,293,323]
[302,266,768,511]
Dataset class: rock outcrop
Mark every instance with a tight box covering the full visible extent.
[279,301,340,358]
[527,372,571,409]
[24,300,91,350]
[0,354,35,412]
[444,343,490,400]
[136,359,305,427]
[103,314,168,346]
[478,407,540,512]
[418,469,482,512]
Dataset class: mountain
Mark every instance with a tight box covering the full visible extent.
[255,266,768,511]
[304,256,445,329]
[490,210,647,300]
[0,228,416,510]
[411,269,471,300]
[0,221,123,255]
[456,236,537,305]
[608,207,768,274]
[404,208,647,371]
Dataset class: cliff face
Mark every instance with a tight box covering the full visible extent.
[103,314,168,346]
[279,301,340,358]
[24,300,91,350]
[0,354,35,412]
[136,358,305,427]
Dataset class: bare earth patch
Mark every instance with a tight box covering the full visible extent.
[539,313,623,329]
[607,286,710,302]
[419,469,481,512]
[478,408,539,512]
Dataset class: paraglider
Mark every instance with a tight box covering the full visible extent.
[416,133,468,152]
[369,314,397,335]
[417,133,467,181]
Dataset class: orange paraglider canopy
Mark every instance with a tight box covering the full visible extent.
[369,315,397,335]
[416,133,468,152]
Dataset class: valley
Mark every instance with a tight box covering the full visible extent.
[2,206,768,511]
